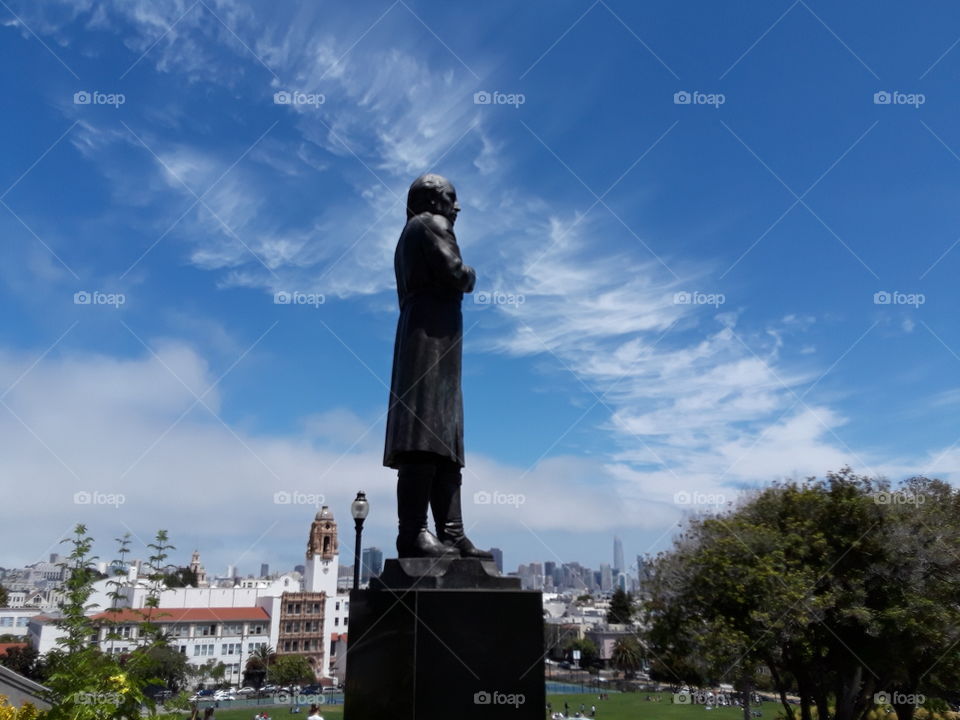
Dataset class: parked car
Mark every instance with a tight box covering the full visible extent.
[236,686,257,695]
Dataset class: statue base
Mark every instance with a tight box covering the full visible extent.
[344,559,544,719]
[371,557,521,590]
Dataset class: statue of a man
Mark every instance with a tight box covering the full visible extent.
[384,174,493,560]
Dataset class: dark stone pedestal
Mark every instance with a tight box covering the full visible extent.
[372,557,520,590]
[344,559,545,719]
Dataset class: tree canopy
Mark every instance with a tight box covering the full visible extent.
[643,469,960,720]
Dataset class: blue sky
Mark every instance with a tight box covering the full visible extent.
[2,0,960,578]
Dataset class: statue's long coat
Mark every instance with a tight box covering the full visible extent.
[383,212,475,469]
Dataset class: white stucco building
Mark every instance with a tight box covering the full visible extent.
[25,509,350,684]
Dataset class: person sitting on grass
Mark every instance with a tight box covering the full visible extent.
[306,704,323,720]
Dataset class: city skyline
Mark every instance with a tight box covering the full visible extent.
[0,531,643,593]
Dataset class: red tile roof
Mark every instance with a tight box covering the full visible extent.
[89,607,269,624]
[0,643,27,655]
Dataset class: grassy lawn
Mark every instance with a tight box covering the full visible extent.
[197,692,769,720]
[199,706,343,720]
[548,692,758,719]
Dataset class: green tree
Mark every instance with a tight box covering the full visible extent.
[267,655,315,686]
[162,567,198,588]
[0,645,39,677]
[610,636,643,678]
[0,583,9,607]
[643,469,960,720]
[44,524,149,720]
[606,588,634,624]
[127,645,189,692]
[563,637,598,668]
[103,533,131,654]
[141,530,175,644]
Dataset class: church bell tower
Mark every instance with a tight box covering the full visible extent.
[303,506,339,595]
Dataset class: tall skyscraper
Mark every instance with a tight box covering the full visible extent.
[361,547,384,582]
[600,563,613,592]
[544,561,557,588]
[490,547,503,573]
[260,563,270,578]
[613,536,624,574]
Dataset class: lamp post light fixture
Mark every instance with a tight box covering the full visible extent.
[351,491,369,590]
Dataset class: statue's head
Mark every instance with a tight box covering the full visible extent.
[406,173,460,225]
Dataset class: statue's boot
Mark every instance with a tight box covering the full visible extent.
[396,462,460,559]
[431,465,494,560]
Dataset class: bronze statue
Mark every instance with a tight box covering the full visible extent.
[384,174,493,560]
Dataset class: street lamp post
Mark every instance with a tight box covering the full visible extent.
[351,491,369,590]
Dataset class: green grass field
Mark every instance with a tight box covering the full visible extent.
[197,692,768,720]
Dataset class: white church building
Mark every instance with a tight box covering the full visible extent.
[26,507,350,684]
